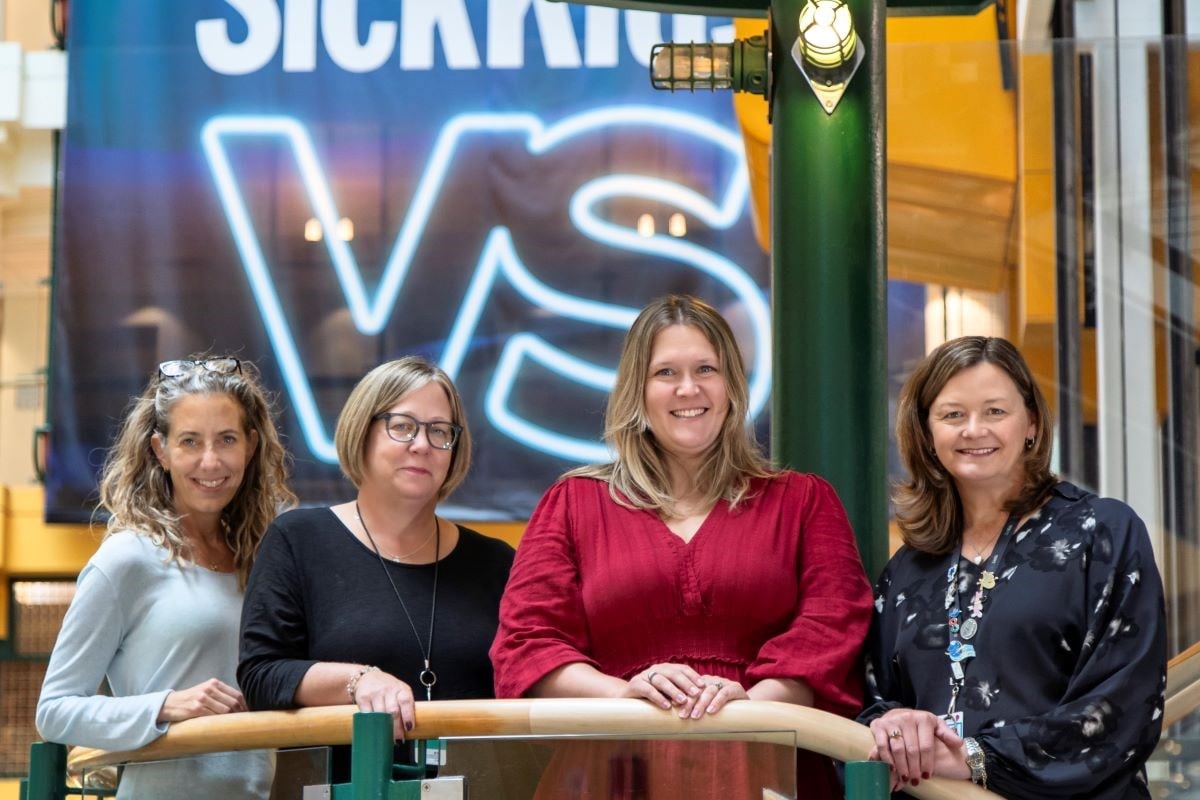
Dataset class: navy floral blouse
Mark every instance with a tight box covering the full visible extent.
[860,481,1166,799]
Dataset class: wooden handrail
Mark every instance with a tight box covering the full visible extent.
[65,698,1000,799]
[1164,642,1200,726]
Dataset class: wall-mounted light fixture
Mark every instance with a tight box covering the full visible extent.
[792,0,863,114]
[649,36,769,97]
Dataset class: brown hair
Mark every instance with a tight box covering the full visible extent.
[334,356,471,500]
[893,335,1056,554]
[98,356,296,588]
[568,295,773,517]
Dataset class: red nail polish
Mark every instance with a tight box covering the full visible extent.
[405,721,413,732]
[922,772,930,780]
[911,779,920,787]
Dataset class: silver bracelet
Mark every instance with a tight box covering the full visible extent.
[346,665,379,701]
[964,737,987,790]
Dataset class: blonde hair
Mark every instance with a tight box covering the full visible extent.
[893,336,1056,555]
[569,295,773,517]
[97,357,296,589]
[334,356,472,500]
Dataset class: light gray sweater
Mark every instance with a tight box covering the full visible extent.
[36,530,273,798]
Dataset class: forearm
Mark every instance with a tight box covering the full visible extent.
[36,692,171,750]
[746,677,814,706]
[527,662,627,699]
[294,662,374,707]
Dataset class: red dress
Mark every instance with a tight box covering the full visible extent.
[490,472,873,799]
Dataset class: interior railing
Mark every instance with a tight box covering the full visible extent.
[1151,642,1200,796]
[22,699,1003,799]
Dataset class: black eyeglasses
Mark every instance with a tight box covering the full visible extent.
[373,412,461,450]
[158,358,242,380]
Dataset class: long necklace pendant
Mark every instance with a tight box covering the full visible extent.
[419,658,437,701]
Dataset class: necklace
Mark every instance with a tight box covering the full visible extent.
[361,511,437,562]
[356,502,439,701]
[964,522,1005,564]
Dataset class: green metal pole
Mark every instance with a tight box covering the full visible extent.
[24,742,66,800]
[350,712,394,800]
[769,0,889,582]
[844,760,890,799]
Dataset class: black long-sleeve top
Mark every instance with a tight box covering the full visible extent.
[238,507,515,710]
[860,482,1166,799]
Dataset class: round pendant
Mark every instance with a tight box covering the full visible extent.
[960,618,978,640]
[420,668,437,690]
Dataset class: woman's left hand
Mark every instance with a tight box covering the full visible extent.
[867,708,967,789]
[677,676,748,719]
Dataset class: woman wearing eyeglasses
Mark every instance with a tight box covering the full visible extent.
[238,357,514,764]
[36,357,296,799]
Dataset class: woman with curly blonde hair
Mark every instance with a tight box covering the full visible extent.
[37,356,295,799]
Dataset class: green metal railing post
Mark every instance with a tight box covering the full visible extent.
[24,742,67,800]
[349,712,394,800]
[844,760,890,799]
[769,0,889,582]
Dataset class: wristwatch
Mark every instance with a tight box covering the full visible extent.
[964,737,988,789]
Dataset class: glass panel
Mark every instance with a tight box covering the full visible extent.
[440,732,798,800]
[76,735,800,799]
[78,746,332,799]
[1149,706,1200,798]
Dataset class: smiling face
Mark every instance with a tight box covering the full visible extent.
[361,380,453,504]
[151,392,258,527]
[927,362,1037,495]
[642,324,730,469]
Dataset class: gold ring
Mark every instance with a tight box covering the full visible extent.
[889,729,903,740]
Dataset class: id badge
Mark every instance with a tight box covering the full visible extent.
[941,711,964,738]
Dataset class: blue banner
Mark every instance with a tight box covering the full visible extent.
[50,0,771,520]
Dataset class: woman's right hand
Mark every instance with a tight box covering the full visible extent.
[157,678,247,723]
[867,707,966,789]
[352,669,416,739]
[622,663,704,710]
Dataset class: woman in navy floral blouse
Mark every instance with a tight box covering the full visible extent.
[859,336,1165,798]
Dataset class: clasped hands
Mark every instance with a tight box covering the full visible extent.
[624,663,747,719]
[867,708,971,791]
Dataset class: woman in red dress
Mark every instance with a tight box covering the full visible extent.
[490,294,873,798]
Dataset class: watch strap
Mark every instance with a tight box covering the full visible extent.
[963,737,987,789]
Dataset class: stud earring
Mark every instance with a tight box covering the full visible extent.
[1024,437,1034,451]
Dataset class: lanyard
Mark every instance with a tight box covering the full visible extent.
[943,512,1019,717]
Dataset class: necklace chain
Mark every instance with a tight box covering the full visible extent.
[356,502,439,701]
[368,518,437,562]
[965,521,1006,564]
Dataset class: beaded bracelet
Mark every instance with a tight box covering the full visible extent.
[346,665,379,701]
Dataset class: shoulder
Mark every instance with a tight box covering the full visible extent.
[875,543,942,589]
[534,476,613,515]
[554,475,608,497]
[258,507,343,560]
[766,470,837,493]
[454,526,517,563]
[86,530,168,580]
[1046,481,1147,540]
[750,470,843,507]
[265,507,339,541]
